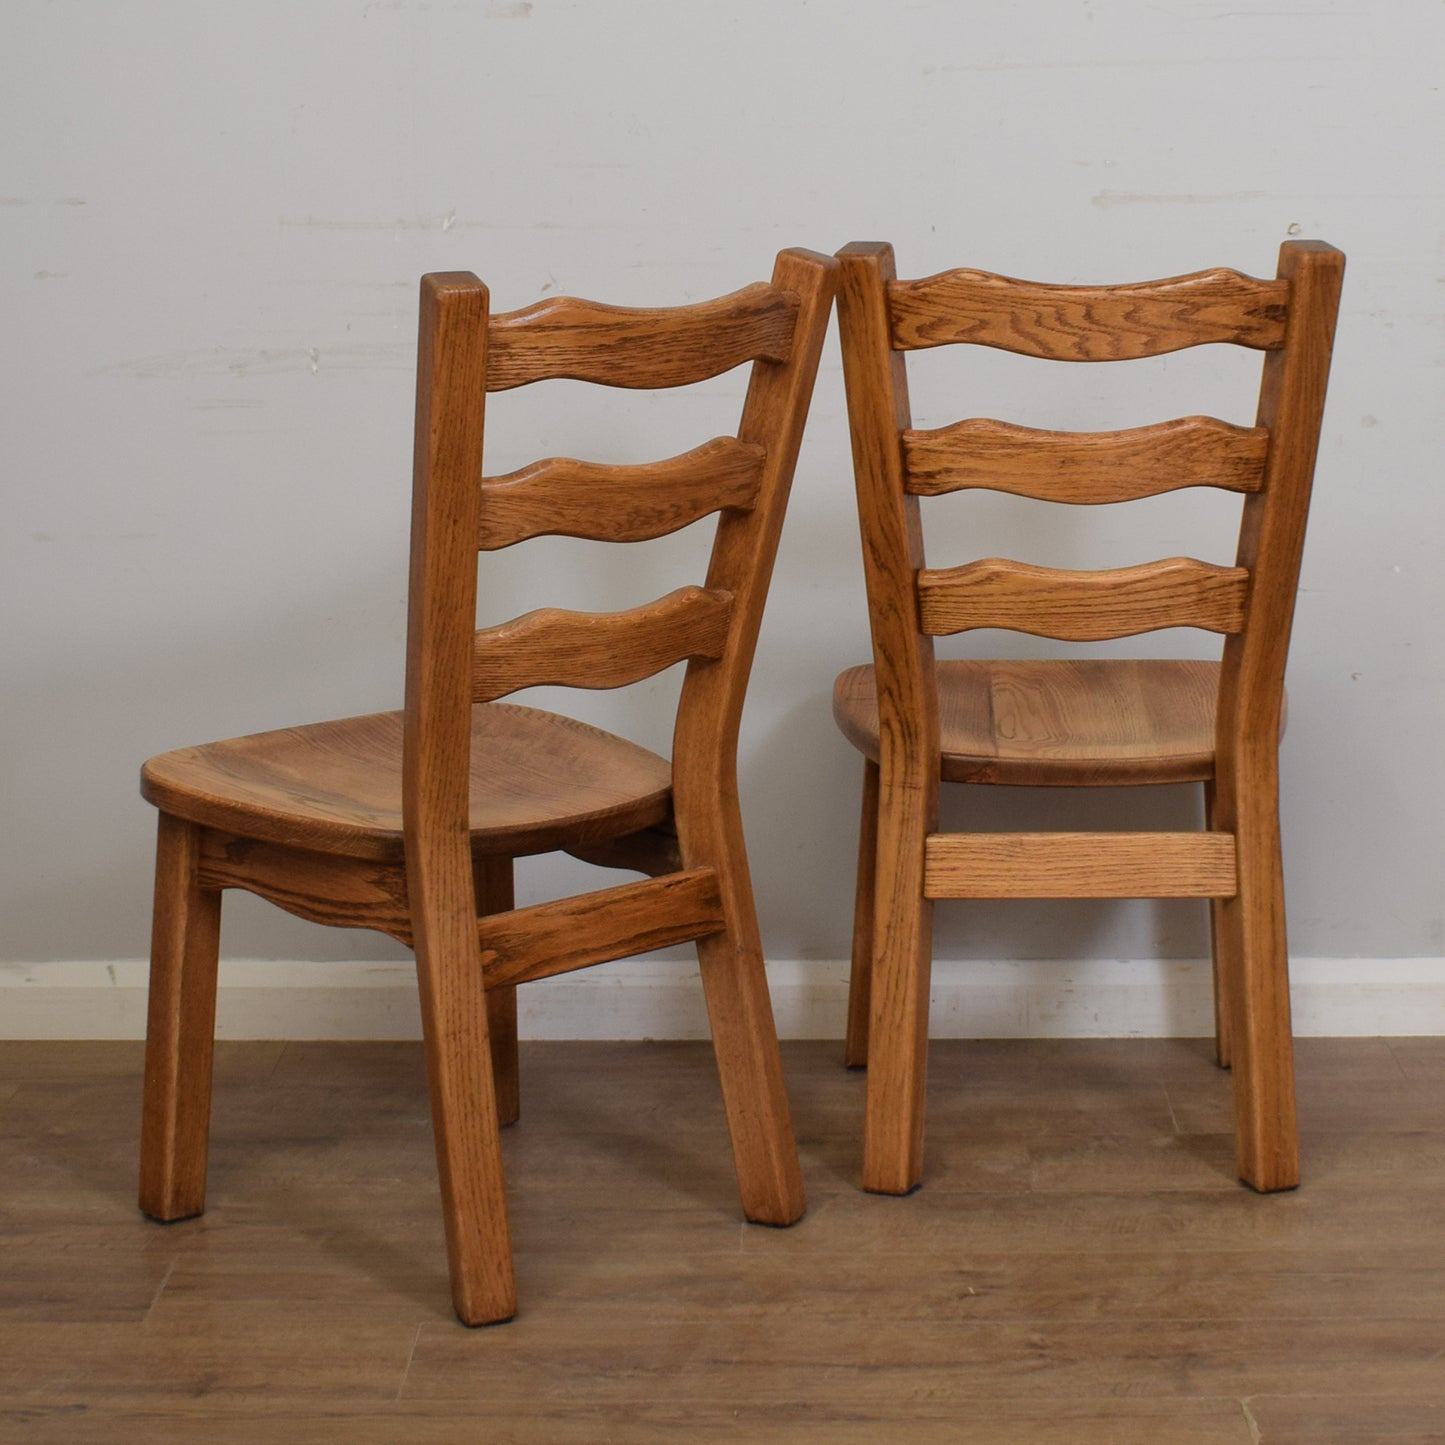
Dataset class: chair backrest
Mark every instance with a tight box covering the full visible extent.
[834,239,1344,786]
[402,250,837,878]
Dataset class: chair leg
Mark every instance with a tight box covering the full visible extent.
[412,897,517,1325]
[844,760,880,1069]
[1204,780,1233,1070]
[1218,768,1299,1193]
[861,771,935,1196]
[686,794,805,1227]
[139,813,223,1222]
[695,915,807,1226]
[475,856,520,1127]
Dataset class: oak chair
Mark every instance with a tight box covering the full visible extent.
[138,248,837,1325]
[832,240,1343,1198]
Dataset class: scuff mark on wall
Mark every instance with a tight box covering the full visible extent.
[100,344,410,380]
[1092,190,1271,208]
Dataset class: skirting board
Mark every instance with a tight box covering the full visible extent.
[2,957,1443,1040]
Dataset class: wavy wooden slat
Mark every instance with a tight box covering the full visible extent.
[903,416,1269,502]
[486,283,797,391]
[887,268,1289,359]
[478,869,725,988]
[471,585,734,702]
[916,556,1249,639]
[923,832,1238,899]
[478,437,766,549]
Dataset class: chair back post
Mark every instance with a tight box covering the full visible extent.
[670,248,838,844]
[834,243,940,814]
[1211,240,1343,1188]
[403,271,490,903]
[401,271,517,1324]
[1216,240,1345,785]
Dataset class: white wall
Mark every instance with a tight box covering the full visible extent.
[4,0,1443,1031]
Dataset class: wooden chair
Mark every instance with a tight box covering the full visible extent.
[832,240,1343,1198]
[138,248,837,1325]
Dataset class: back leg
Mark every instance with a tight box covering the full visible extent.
[1204,779,1233,1069]
[475,856,520,1126]
[844,759,879,1068]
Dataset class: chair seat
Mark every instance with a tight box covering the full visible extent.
[141,704,674,862]
[833,658,1225,786]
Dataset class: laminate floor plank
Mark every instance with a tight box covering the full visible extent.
[2,1037,1444,1440]
[0,1399,1257,1444]
[1246,1396,1445,1443]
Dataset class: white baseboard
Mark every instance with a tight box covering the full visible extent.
[2,956,1443,1040]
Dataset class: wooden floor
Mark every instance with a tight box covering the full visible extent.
[2,1036,1444,1442]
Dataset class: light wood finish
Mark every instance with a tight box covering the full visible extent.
[834,240,1343,1197]
[887,266,1289,358]
[904,416,1269,502]
[923,832,1238,900]
[916,556,1250,640]
[15,1037,1445,1440]
[471,586,733,702]
[834,659,1225,787]
[479,438,765,548]
[138,251,837,1324]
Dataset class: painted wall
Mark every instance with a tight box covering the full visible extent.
[4,1,1442,1020]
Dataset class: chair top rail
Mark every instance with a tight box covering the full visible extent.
[887,266,1290,360]
[486,283,798,391]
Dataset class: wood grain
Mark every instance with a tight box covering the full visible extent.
[137,814,221,1223]
[477,870,725,988]
[485,282,797,391]
[833,658,1224,787]
[904,415,1269,502]
[835,243,939,1196]
[402,271,516,1325]
[832,239,1342,1200]
[917,556,1250,639]
[20,1037,1445,1439]
[664,249,837,1229]
[142,706,673,864]
[478,437,765,548]
[1212,240,1345,1192]
[887,266,1289,358]
[136,250,836,1325]
[471,586,733,702]
[923,831,1238,899]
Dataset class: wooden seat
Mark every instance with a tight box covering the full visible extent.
[141,707,673,863]
[138,249,837,1325]
[834,659,1223,786]
[833,240,1343,1198]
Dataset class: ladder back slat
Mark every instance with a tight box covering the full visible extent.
[924,832,1238,899]
[904,416,1269,502]
[479,438,766,549]
[486,283,798,392]
[471,586,734,702]
[479,869,725,988]
[916,557,1249,639]
[887,268,1290,360]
